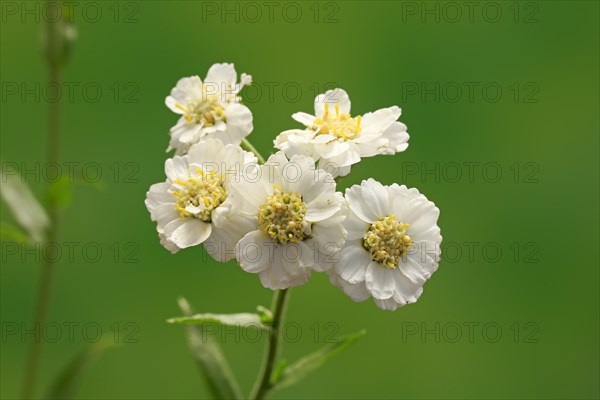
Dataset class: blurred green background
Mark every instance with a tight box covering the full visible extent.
[1,1,598,399]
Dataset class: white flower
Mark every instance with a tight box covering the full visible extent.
[274,89,409,177]
[165,63,253,154]
[145,139,257,260]
[328,179,442,311]
[230,152,347,290]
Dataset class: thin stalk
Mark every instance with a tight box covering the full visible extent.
[251,289,290,400]
[21,1,62,396]
[241,138,266,164]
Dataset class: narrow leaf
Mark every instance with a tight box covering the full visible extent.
[271,359,288,383]
[177,297,243,400]
[0,166,49,243]
[272,329,366,391]
[45,339,113,399]
[0,222,29,244]
[167,312,268,330]
[256,305,273,324]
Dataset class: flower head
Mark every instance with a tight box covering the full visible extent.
[145,139,257,260]
[328,179,442,310]
[274,89,409,177]
[230,152,347,289]
[165,63,253,154]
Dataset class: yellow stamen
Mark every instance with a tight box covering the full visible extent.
[172,170,227,222]
[258,185,310,244]
[363,216,413,269]
[309,103,362,140]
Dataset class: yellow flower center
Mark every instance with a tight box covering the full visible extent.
[258,185,310,244]
[172,168,227,223]
[176,96,225,127]
[311,103,362,140]
[363,215,413,268]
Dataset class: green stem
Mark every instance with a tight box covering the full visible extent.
[21,2,62,397]
[241,138,266,164]
[251,289,290,400]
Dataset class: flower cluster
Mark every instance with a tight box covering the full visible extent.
[146,63,442,311]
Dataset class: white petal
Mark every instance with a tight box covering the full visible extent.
[332,164,352,178]
[235,231,272,273]
[316,198,347,228]
[321,145,361,172]
[178,124,204,143]
[187,138,226,165]
[410,239,442,266]
[328,271,370,302]
[314,89,351,117]
[145,182,173,210]
[166,218,211,249]
[259,263,288,290]
[360,179,390,219]
[259,259,310,290]
[151,203,179,227]
[283,155,335,204]
[165,76,203,112]
[204,212,255,262]
[345,184,378,223]
[335,243,371,283]
[374,298,401,311]
[407,205,441,242]
[311,224,346,272]
[359,106,401,136]
[344,209,368,240]
[238,73,252,92]
[159,233,180,254]
[314,141,350,159]
[365,262,395,300]
[205,63,237,88]
[298,241,317,268]
[393,270,423,304]
[279,244,303,275]
[292,112,316,126]
[223,102,253,143]
[398,253,436,285]
[164,156,189,181]
[381,121,409,152]
[353,137,389,157]
[311,134,337,144]
[305,192,342,222]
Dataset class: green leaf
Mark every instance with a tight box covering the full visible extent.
[176,298,243,400]
[271,359,288,383]
[0,222,29,243]
[271,329,366,391]
[167,312,269,330]
[45,339,113,399]
[0,166,49,243]
[256,305,273,324]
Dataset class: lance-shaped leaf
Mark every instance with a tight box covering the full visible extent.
[271,329,366,391]
[168,312,269,330]
[176,297,243,400]
[0,222,29,243]
[1,166,49,243]
[45,338,113,399]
